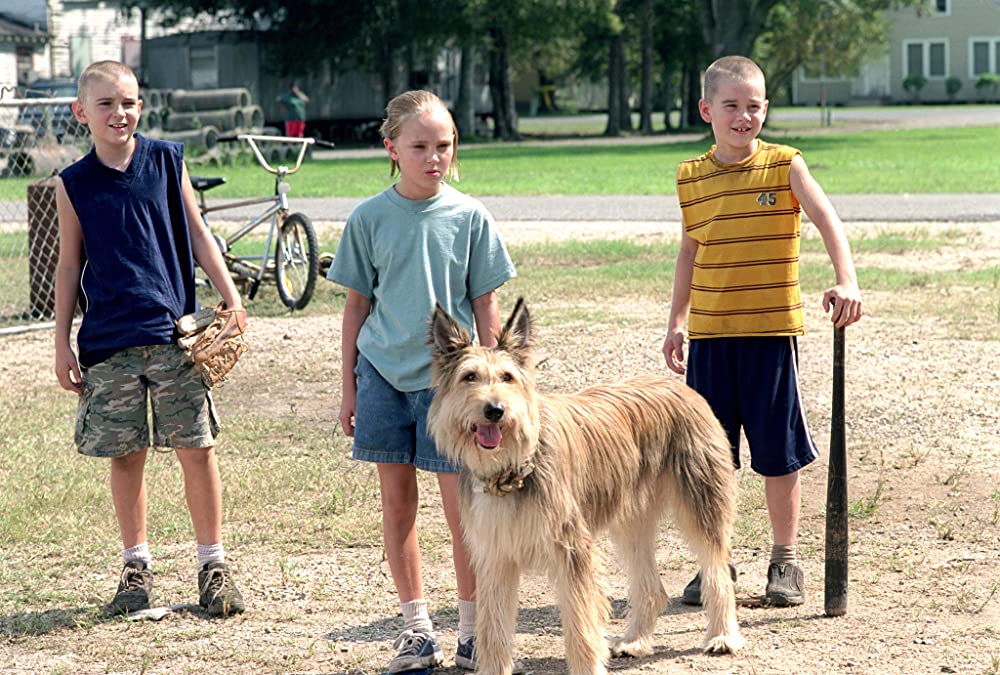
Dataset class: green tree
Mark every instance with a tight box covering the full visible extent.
[756,0,920,102]
[654,0,709,129]
[130,0,454,102]
[134,0,601,140]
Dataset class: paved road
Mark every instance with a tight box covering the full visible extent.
[2,193,997,225]
[277,193,1000,223]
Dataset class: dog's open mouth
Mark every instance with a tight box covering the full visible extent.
[473,423,502,450]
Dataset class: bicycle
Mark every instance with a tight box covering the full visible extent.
[191,134,319,310]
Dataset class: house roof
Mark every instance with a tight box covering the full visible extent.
[0,14,49,45]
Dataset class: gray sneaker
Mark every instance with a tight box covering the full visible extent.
[106,559,154,614]
[198,561,245,617]
[455,636,476,670]
[388,629,443,673]
[765,562,805,606]
[680,563,738,606]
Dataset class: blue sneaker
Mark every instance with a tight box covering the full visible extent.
[388,629,442,673]
[455,636,476,670]
[456,637,526,674]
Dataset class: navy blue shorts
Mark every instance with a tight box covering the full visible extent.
[686,336,819,477]
[351,355,459,473]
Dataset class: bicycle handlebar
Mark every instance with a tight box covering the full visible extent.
[236,134,315,176]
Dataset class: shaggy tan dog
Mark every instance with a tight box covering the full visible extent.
[427,298,744,675]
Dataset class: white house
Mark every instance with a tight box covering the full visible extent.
[0,0,177,92]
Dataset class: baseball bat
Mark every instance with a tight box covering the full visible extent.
[824,323,848,616]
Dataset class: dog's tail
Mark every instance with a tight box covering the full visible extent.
[663,389,737,556]
[662,385,744,651]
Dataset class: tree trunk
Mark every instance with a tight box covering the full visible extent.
[700,0,778,57]
[488,26,518,140]
[639,0,655,134]
[618,37,632,132]
[456,42,477,139]
[604,34,623,136]
[662,65,675,132]
[377,42,397,105]
[683,60,702,129]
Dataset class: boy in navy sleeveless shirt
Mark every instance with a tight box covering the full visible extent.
[54,61,246,616]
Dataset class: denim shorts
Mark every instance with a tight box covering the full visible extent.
[76,344,219,457]
[352,355,459,473]
[687,336,819,477]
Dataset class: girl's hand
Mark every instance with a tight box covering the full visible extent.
[339,392,357,437]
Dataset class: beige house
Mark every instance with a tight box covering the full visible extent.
[792,0,1000,105]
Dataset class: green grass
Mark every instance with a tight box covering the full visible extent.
[1,125,997,200]
[214,126,1000,197]
[501,235,998,309]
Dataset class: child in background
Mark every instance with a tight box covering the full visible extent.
[662,55,862,607]
[277,83,309,138]
[54,60,245,617]
[327,90,516,672]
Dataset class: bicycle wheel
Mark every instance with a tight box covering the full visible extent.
[274,212,319,309]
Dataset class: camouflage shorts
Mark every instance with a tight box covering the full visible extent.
[75,344,219,458]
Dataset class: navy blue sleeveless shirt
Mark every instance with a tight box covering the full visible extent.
[60,134,197,367]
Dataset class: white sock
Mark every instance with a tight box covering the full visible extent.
[123,542,152,568]
[770,543,797,566]
[196,542,225,569]
[458,598,476,642]
[400,599,433,634]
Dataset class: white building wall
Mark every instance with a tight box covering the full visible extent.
[46,1,143,78]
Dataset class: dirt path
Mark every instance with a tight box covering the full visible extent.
[1,221,997,675]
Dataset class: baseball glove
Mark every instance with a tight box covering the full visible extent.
[176,303,248,387]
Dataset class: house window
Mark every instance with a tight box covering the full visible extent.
[904,39,948,78]
[189,46,218,89]
[970,38,1000,76]
[15,46,34,84]
[933,0,949,15]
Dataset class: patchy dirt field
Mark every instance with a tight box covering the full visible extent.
[0,221,997,675]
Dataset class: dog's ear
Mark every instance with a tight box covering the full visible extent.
[429,302,472,361]
[497,297,533,361]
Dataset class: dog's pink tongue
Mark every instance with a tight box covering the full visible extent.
[476,424,502,449]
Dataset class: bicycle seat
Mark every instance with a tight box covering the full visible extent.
[190,176,227,192]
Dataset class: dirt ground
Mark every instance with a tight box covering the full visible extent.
[0,221,997,675]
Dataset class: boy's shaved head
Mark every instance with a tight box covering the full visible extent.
[77,61,138,102]
[702,56,765,102]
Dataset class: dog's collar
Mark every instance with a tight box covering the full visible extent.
[473,460,535,497]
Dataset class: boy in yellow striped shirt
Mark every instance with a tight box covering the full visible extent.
[662,55,862,607]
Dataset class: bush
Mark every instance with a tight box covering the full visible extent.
[903,73,928,102]
[975,72,999,102]
[945,76,963,101]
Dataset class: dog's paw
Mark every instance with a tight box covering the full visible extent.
[704,632,746,654]
[610,638,654,658]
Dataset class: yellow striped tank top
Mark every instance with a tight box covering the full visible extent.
[676,142,805,338]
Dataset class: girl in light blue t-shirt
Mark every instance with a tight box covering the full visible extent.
[328,90,515,673]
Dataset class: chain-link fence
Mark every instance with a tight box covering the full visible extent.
[0,93,92,333]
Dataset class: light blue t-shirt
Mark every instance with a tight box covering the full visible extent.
[328,184,517,391]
